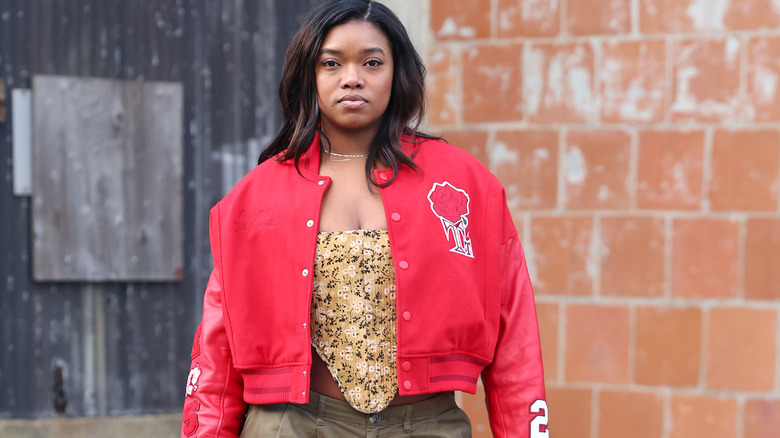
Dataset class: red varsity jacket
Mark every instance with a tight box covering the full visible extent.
[181,135,548,437]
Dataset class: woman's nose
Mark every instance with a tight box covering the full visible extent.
[342,65,364,88]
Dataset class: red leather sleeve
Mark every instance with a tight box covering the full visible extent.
[181,268,247,438]
[481,205,548,438]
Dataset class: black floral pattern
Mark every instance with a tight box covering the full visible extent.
[310,230,398,413]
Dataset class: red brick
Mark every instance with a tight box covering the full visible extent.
[747,36,780,121]
[638,0,780,33]
[565,130,631,209]
[600,217,665,297]
[636,306,701,387]
[427,47,458,126]
[745,219,780,300]
[436,130,489,165]
[493,131,558,211]
[600,39,666,123]
[707,307,777,392]
[670,395,737,438]
[671,38,741,122]
[565,304,630,384]
[566,0,631,35]
[463,43,523,123]
[530,217,594,296]
[671,218,739,299]
[744,399,780,438]
[430,0,491,41]
[599,390,664,438]
[536,301,559,382]
[711,130,780,212]
[525,42,596,123]
[637,130,705,210]
[460,381,491,437]
[497,0,560,37]
[547,387,592,438]
[639,0,702,33]
[722,0,780,30]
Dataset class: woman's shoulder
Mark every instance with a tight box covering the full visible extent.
[217,155,296,206]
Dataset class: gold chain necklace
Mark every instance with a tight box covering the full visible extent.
[324,149,368,162]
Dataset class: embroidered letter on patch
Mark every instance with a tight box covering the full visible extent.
[428,182,474,258]
[186,364,201,396]
[182,398,201,436]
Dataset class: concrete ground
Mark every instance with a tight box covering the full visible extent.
[0,414,180,438]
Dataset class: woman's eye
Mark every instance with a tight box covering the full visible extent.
[365,59,383,67]
[321,60,339,67]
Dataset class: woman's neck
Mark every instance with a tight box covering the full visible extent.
[320,124,377,156]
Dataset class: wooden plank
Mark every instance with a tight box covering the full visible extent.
[31,75,183,281]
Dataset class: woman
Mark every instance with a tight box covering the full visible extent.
[181,1,547,437]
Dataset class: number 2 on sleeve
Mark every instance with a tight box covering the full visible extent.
[530,399,549,438]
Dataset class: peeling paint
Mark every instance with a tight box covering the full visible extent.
[499,6,518,31]
[725,38,740,63]
[430,49,446,64]
[528,45,594,119]
[436,17,476,39]
[686,0,730,30]
[569,65,594,119]
[597,185,611,201]
[672,66,699,113]
[521,0,558,32]
[587,226,599,280]
[524,47,544,115]
[566,146,587,185]
[534,147,550,161]
[752,67,778,105]
[619,78,656,121]
[490,141,519,171]
[479,64,514,93]
[672,162,694,200]
[607,0,629,31]
[437,17,457,36]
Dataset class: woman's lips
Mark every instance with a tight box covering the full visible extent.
[338,95,367,109]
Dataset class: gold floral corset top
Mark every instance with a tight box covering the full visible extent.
[310,229,398,413]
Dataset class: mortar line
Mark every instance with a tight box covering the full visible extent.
[558,301,567,384]
[700,306,710,391]
[736,217,747,301]
[591,385,600,438]
[736,395,746,438]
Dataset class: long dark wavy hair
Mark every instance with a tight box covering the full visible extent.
[257,0,436,186]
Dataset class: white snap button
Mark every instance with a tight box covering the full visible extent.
[306,220,314,227]
[302,269,309,276]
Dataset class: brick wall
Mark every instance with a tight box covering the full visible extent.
[424,1,780,437]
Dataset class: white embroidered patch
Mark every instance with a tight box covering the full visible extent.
[427,182,474,258]
[186,364,201,396]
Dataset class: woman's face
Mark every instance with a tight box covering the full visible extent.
[316,21,394,138]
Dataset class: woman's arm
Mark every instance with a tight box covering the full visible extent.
[181,267,247,438]
[481,204,548,438]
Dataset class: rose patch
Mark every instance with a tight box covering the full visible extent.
[427,182,474,258]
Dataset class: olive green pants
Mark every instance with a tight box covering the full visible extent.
[240,391,472,437]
